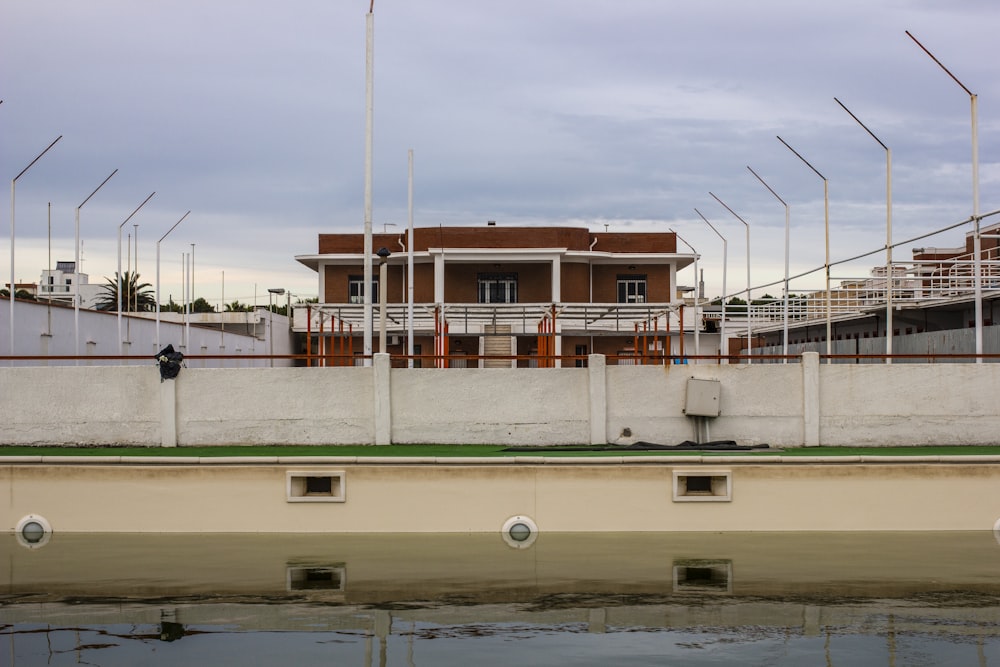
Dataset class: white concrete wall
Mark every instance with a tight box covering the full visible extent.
[2,352,1000,447]
[0,298,291,367]
[389,367,590,445]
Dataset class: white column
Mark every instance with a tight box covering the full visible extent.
[160,379,177,448]
[433,252,445,303]
[588,354,607,445]
[802,351,820,447]
[550,256,561,302]
[373,352,392,445]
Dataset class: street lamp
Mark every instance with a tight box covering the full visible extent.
[835,97,893,364]
[694,208,727,362]
[709,192,752,364]
[670,229,699,359]
[747,166,791,362]
[778,136,832,363]
[117,192,155,358]
[74,169,118,363]
[362,6,376,366]
[407,149,415,368]
[9,135,62,360]
[377,247,391,353]
[907,30,983,362]
[156,211,190,352]
[268,287,285,367]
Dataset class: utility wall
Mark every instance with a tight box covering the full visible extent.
[0,297,291,367]
[1,352,999,447]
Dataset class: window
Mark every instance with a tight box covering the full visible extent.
[348,276,378,304]
[478,273,517,303]
[617,275,647,303]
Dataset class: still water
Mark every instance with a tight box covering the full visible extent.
[3,531,1000,665]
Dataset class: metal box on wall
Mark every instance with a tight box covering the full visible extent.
[684,378,721,417]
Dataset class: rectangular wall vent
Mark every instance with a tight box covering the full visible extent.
[287,471,346,503]
[672,470,732,502]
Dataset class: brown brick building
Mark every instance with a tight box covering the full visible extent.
[296,225,695,366]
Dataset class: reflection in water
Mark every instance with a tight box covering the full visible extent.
[2,532,1000,665]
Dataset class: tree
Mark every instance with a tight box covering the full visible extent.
[161,298,183,313]
[225,300,251,312]
[191,297,215,313]
[94,271,156,312]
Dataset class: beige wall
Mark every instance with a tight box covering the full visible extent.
[4,460,1000,533]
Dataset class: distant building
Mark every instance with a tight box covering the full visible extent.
[749,219,1000,358]
[295,225,697,367]
[36,261,103,309]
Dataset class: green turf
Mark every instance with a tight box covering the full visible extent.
[2,444,1000,457]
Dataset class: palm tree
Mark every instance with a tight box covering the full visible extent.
[94,271,156,312]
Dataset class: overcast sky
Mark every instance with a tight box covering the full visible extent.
[2,0,997,307]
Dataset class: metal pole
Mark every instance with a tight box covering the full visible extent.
[671,229,699,358]
[379,257,388,353]
[74,169,118,363]
[834,97,893,363]
[156,211,190,352]
[188,243,194,349]
[362,8,375,365]
[117,192,155,357]
[695,209,727,363]
[747,166,790,362]
[709,193,751,364]
[906,30,982,362]
[777,136,831,363]
[407,149,415,367]
[9,135,62,360]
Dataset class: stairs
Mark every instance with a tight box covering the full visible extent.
[483,325,513,368]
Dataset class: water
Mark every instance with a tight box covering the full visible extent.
[3,532,1000,665]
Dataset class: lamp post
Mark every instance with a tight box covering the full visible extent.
[407,149,415,368]
[377,247,391,353]
[9,135,62,360]
[117,192,155,358]
[906,30,982,363]
[747,166,791,362]
[670,229,699,359]
[187,243,195,349]
[74,169,118,363]
[709,193,752,364]
[778,136,832,363]
[835,97,894,364]
[694,208,727,362]
[268,287,285,367]
[132,224,139,315]
[156,211,190,352]
[362,4,376,366]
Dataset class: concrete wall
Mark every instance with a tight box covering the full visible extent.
[0,297,291,367]
[4,459,1000,532]
[2,352,1000,447]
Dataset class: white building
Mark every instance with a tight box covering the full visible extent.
[37,261,103,309]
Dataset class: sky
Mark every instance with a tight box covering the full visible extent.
[2,0,998,308]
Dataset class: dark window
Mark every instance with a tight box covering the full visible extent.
[477,273,518,303]
[617,275,647,303]
[348,276,378,304]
